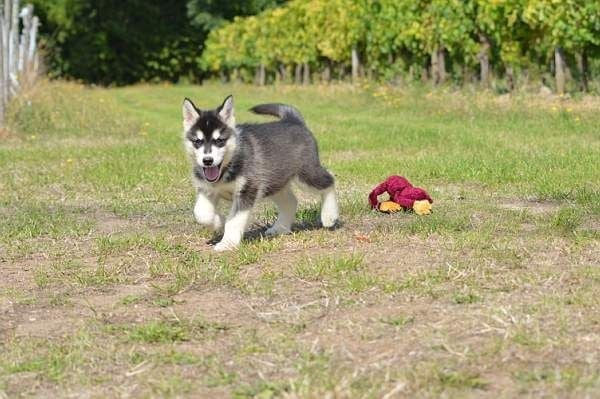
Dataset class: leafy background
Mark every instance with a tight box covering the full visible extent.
[27,0,600,91]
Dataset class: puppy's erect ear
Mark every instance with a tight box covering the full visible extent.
[217,95,235,127]
[182,98,200,132]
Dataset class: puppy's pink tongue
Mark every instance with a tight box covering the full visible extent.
[203,166,220,181]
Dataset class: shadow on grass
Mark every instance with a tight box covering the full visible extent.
[206,218,344,246]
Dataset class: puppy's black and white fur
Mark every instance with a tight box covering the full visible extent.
[183,95,339,251]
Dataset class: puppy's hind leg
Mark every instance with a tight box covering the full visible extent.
[266,186,297,236]
[194,190,223,232]
[299,166,339,228]
[320,184,339,228]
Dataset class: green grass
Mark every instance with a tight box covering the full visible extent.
[0,331,92,383]
[107,317,229,344]
[435,369,489,390]
[551,206,584,233]
[0,81,599,398]
[452,291,481,304]
[294,254,382,294]
[380,315,415,327]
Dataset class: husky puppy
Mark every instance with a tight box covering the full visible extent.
[182,95,339,251]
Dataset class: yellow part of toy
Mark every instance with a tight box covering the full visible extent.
[413,200,432,215]
[378,200,402,213]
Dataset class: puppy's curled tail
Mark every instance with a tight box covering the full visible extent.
[250,103,305,126]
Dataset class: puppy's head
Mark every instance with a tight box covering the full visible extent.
[182,95,237,183]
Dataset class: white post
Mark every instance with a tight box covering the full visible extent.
[0,0,39,126]
[28,15,38,68]
[351,47,359,84]
[2,0,10,106]
[0,10,5,124]
[8,0,19,94]
[19,4,32,72]
[17,32,24,71]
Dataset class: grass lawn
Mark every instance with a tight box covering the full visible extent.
[0,81,599,397]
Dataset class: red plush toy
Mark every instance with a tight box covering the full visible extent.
[369,176,433,215]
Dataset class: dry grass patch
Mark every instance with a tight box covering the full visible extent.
[1,82,598,397]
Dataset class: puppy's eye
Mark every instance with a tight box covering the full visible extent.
[193,138,204,147]
[214,138,225,146]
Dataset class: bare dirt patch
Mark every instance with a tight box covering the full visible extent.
[497,198,561,214]
[0,127,11,140]
[2,205,599,397]
[94,211,144,235]
[580,217,600,232]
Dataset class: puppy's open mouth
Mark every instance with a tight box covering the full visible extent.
[202,164,221,182]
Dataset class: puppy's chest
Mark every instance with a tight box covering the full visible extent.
[207,179,242,201]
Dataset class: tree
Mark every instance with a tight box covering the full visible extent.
[420,0,477,85]
[186,0,285,31]
[305,0,367,81]
[200,0,600,91]
[524,0,600,93]
[29,0,285,85]
[473,0,533,90]
[365,0,427,81]
[31,0,204,85]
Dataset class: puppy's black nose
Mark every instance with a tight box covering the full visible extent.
[202,157,213,166]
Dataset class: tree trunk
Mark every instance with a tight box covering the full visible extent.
[255,63,266,86]
[478,34,491,88]
[274,68,281,84]
[506,65,515,92]
[351,47,360,83]
[279,64,287,83]
[302,62,310,85]
[231,68,239,83]
[431,48,447,84]
[431,50,439,84]
[554,47,566,95]
[576,51,589,92]
[322,62,331,83]
[437,48,446,84]
[462,65,474,86]
[294,64,302,84]
[421,58,429,83]
[565,60,573,84]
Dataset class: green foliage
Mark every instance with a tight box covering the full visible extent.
[473,0,535,68]
[24,0,600,87]
[307,0,367,62]
[29,0,282,85]
[366,0,427,69]
[186,0,285,31]
[523,0,600,51]
[31,0,205,85]
[420,0,477,56]
[202,0,600,87]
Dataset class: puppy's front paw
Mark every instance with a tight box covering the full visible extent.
[214,240,236,252]
[265,224,291,237]
[213,215,224,232]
